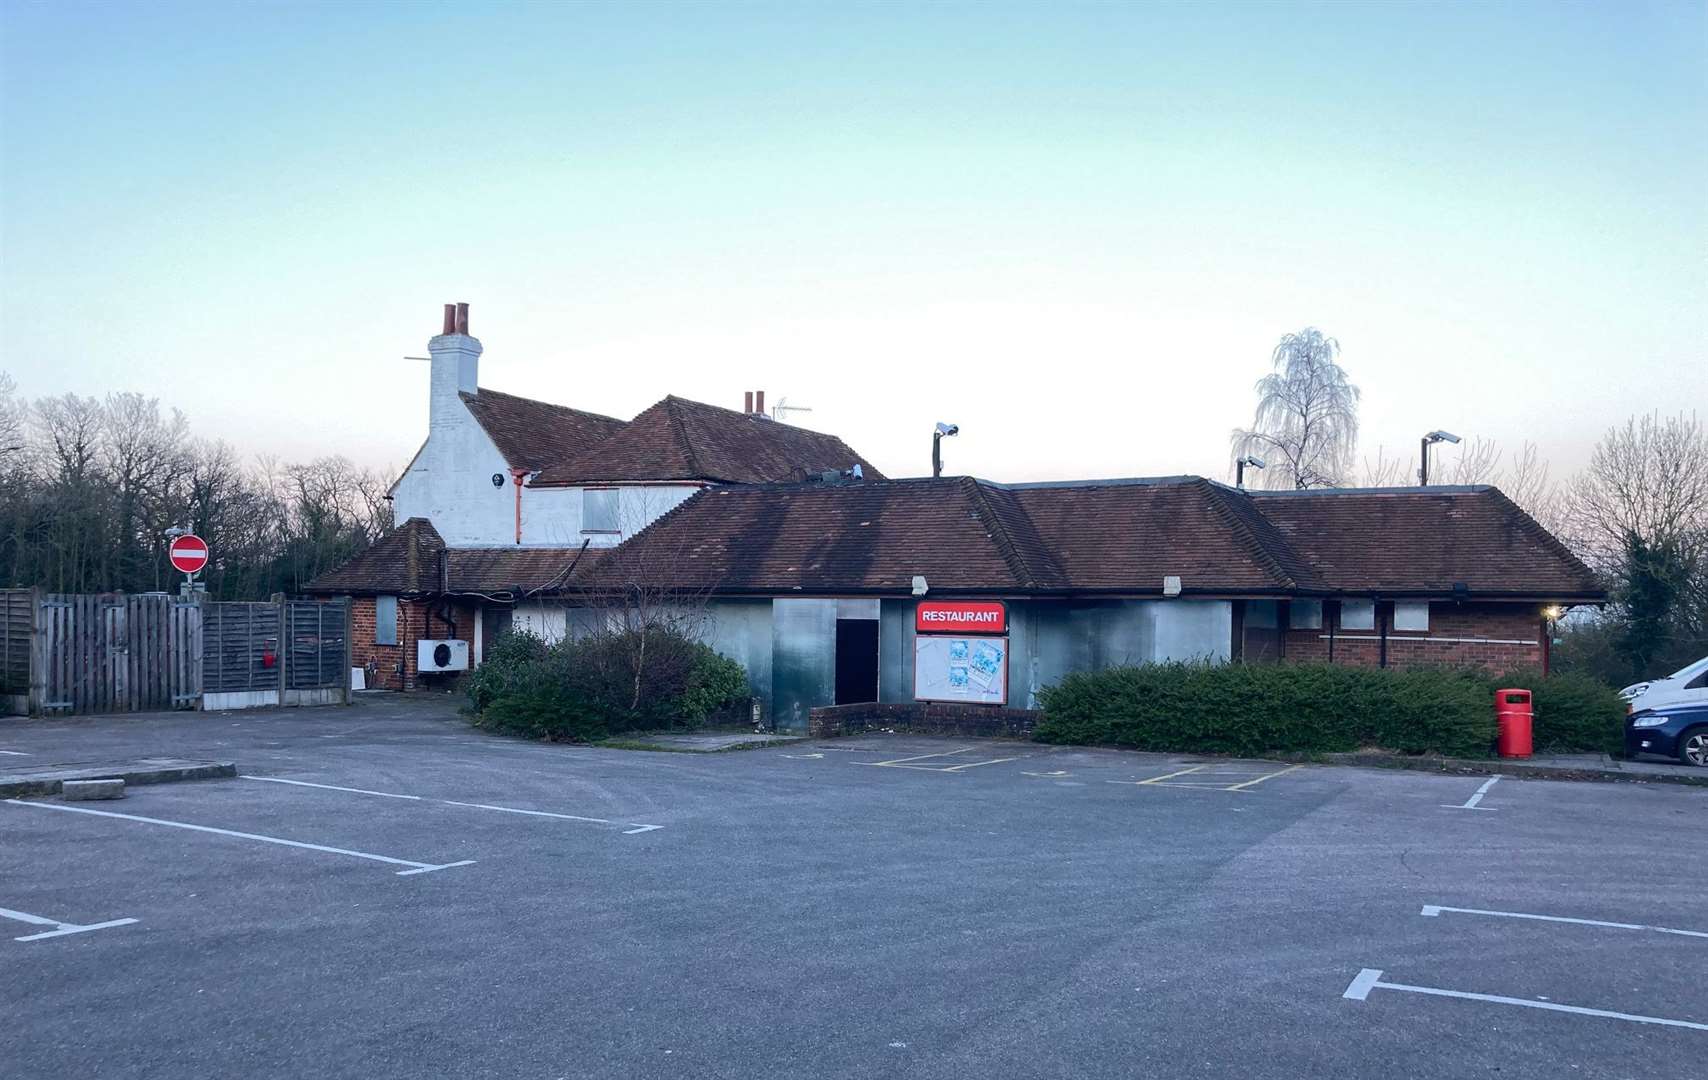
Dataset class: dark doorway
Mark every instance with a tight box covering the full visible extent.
[834,618,880,704]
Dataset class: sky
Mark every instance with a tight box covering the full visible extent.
[2,0,1703,487]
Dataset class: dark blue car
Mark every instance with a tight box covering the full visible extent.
[1625,702,1708,767]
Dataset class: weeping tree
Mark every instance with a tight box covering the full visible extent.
[1232,328,1360,489]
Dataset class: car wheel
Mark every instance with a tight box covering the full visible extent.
[1680,729,1708,768]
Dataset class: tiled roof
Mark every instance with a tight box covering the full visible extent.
[1246,486,1603,599]
[313,480,1605,603]
[304,517,445,594]
[304,517,599,597]
[574,477,1603,600]
[460,388,627,472]
[531,396,883,485]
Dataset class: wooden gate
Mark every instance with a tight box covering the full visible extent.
[32,593,202,715]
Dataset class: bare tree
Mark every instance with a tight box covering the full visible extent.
[0,373,23,466]
[1232,328,1360,489]
[1359,445,1412,488]
[1566,412,1708,572]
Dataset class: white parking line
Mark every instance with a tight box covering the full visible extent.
[1421,904,1708,940]
[1343,968,1708,1032]
[241,776,662,834]
[0,749,30,756]
[441,799,611,825]
[859,748,978,767]
[3,799,474,877]
[1,905,138,942]
[242,776,422,800]
[1446,775,1500,810]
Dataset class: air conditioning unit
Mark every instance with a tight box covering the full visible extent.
[417,639,469,673]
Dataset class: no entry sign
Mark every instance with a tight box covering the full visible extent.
[168,533,209,576]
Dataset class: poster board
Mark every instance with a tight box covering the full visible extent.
[914,634,1008,705]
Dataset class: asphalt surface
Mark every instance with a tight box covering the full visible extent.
[2,696,1704,1079]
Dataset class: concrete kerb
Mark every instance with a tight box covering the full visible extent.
[0,760,237,798]
[1324,751,1708,787]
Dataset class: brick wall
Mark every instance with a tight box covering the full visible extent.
[1277,601,1544,673]
[350,596,480,691]
[808,702,1041,740]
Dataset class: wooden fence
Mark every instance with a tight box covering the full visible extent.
[31,593,202,715]
[0,590,349,716]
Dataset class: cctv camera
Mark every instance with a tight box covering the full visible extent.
[935,422,959,437]
[1428,430,1462,444]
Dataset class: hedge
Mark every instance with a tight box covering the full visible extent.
[1034,662,1626,759]
[468,628,750,743]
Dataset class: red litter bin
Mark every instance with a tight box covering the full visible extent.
[1496,689,1533,758]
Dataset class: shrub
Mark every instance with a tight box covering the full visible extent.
[1036,662,1494,758]
[469,626,751,742]
[1492,668,1626,755]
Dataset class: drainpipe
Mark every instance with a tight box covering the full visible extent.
[510,468,528,545]
[1377,601,1389,669]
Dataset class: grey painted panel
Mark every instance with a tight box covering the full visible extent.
[701,600,774,708]
[771,598,836,732]
[837,598,881,620]
[878,599,916,703]
[1153,601,1232,662]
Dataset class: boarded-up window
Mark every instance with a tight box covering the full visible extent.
[1394,602,1430,632]
[375,595,398,646]
[1289,600,1323,629]
[1341,599,1375,631]
[583,488,619,533]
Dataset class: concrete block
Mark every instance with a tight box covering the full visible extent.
[62,779,125,801]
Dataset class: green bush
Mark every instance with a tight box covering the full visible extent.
[1035,661,1631,758]
[469,627,752,742]
[1036,662,1495,758]
[1492,669,1626,755]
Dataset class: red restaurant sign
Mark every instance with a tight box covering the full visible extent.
[915,601,1007,635]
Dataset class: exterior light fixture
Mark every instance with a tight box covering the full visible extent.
[1419,430,1461,486]
[932,422,959,478]
[1235,455,1266,489]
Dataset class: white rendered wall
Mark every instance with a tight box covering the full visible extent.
[390,415,517,546]
[522,484,702,548]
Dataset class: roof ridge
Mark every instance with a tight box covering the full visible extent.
[1480,487,1601,590]
[465,387,625,425]
[962,477,1042,589]
[663,396,703,479]
[1199,480,1304,591]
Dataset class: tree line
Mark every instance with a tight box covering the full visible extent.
[0,374,393,599]
[1231,330,1707,685]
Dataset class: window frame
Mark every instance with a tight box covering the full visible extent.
[1393,601,1430,632]
[374,594,399,646]
[581,487,621,534]
[1340,599,1376,631]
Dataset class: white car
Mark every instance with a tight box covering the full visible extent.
[1620,654,1708,713]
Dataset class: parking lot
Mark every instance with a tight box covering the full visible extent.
[3,697,1704,1080]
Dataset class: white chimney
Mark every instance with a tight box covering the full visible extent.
[428,302,481,437]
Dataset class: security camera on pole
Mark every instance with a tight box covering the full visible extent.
[932,422,959,478]
[165,527,209,595]
[1419,430,1461,486]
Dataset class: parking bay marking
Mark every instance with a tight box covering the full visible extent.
[1107,763,1302,792]
[1446,775,1500,810]
[1343,967,1708,1032]
[0,749,29,756]
[242,775,663,835]
[1,905,137,943]
[857,748,1023,772]
[1422,904,1708,940]
[3,799,475,877]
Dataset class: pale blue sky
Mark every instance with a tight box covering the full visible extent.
[2,0,1703,483]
